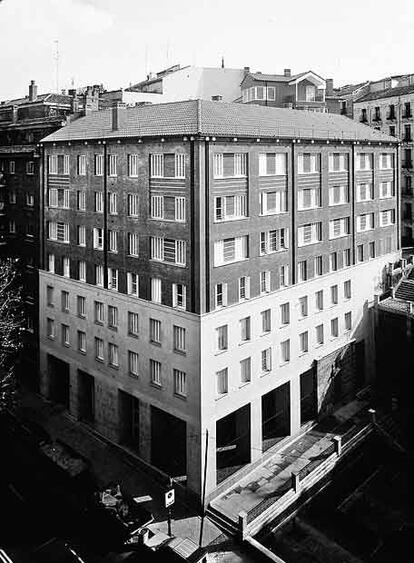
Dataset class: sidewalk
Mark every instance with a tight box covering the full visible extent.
[17,391,256,562]
[211,399,370,523]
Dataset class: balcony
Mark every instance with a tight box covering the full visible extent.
[360,116,368,123]
[403,112,412,119]
[372,115,382,122]
[403,160,413,169]
[387,113,396,121]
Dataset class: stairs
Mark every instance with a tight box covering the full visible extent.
[206,504,238,537]
[394,279,414,301]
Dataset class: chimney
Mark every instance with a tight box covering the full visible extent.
[284,69,291,77]
[28,80,38,102]
[326,78,334,96]
[244,66,250,74]
[211,95,223,102]
[112,101,126,131]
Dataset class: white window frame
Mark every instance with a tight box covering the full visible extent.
[128,154,139,177]
[127,272,139,297]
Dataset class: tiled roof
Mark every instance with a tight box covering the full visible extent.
[356,84,414,103]
[246,70,324,84]
[0,93,71,108]
[378,297,411,315]
[333,82,369,97]
[41,99,397,144]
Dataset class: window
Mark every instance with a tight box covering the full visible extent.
[93,227,103,250]
[356,153,373,170]
[215,194,248,221]
[298,223,322,246]
[151,195,164,219]
[213,153,247,178]
[128,312,139,337]
[151,278,162,303]
[63,155,70,175]
[240,358,251,384]
[173,369,187,397]
[9,160,15,174]
[216,325,228,351]
[329,153,348,172]
[213,154,223,178]
[261,309,271,333]
[357,244,364,262]
[379,181,394,199]
[95,192,104,213]
[344,280,352,299]
[61,324,70,346]
[234,153,247,176]
[175,196,186,222]
[128,351,139,377]
[25,160,34,175]
[238,276,250,301]
[345,312,352,331]
[150,359,162,386]
[48,155,57,175]
[77,296,86,318]
[331,318,339,338]
[9,220,16,234]
[299,296,308,317]
[128,154,138,177]
[314,255,323,276]
[331,285,338,305]
[305,85,316,102]
[108,230,118,253]
[48,221,70,243]
[108,305,118,329]
[315,324,324,345]
[175,240,186,266]
[150,154,164,177]
[78,261,86,282]
[357,213,374,232]
[343,249,351,267]
[258,153,287,176]
[77,155,86,175]
[279,265,289,287]
[175,154,186,178]
[260,190,287,215]
[95,154,104,176]
[108,343,119,367]
[77,191,86,211]
[260,271,271,294]
[61,290,69,313]
[216,368,228,395]
[63,257,70,278]
[108,193,117,215]
[280,302,290,325]
[380,209,395,227]
[128,193,139,217]
[108,268,118,291]
[77,226,86,247]
[173,326,186,353]
[172,283,186,309]
[380,153,393,169]
[297,260,308,283]
[127,272,139,297]
[369,241,376,259]
[280,339,290,363]
[315,290,324,311]
[95,337,104,361]
[126,233,139,257]
[214,235,248,265]
[46,285,54,307]
[329,252,338,272]
[261,348,272,372]
[150,318,161,344]
[9,190,16,204]
[47,318,55,339]
[215,283,227,308]
[77,331,86,353]
[299,331,309,354]
[329,185,348,206]
[298,153,319,174]
[329,217,350,239]
[357,183,374,202]
[240,317,251,342]
[298,188,321,210]
[260,229,288,254]
[48,188,68,208]
[94,301,104,324]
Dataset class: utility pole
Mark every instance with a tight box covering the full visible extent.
[199,429,209,547]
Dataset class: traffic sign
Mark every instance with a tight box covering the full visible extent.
[165,488,175,508]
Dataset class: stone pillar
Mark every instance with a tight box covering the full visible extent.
[138,399,151,463]
[250,397,262,462]
[290,375,301,436]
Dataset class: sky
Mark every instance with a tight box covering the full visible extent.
[0,0,413,100]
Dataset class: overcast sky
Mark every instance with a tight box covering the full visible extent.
[0,0,412,100]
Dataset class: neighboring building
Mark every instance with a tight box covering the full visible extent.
[38,100,399,503]
[126,64,245,103]
[239,68,327,112]
[354,77,414,245]
[326,81,370,118]
[0,81,98,383]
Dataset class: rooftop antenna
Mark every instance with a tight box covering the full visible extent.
[145,44,149,76]
[221,56,225,69]
[54,40,60,93]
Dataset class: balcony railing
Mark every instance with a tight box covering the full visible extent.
[403,112,412,119]
[373,115,382,122]
[387,113,396,121]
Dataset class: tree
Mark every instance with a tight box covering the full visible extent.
[0,258,24,412]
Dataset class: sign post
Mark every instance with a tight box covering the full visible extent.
[165,479,175,536]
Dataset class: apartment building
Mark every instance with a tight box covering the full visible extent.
[38,100,399,502]
[353,76,414,245]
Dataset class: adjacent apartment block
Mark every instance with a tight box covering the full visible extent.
[38,100,399,502]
